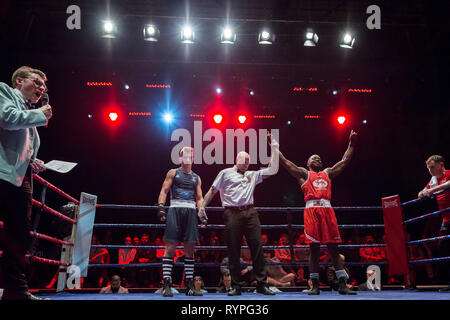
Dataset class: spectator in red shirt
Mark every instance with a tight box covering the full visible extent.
[418,155,450,292]
[118,236,136,287]
[119,236,136,264]
[88,234,110,287]
[359,235,384,262]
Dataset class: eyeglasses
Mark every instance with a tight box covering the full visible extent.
[27,77,48,92]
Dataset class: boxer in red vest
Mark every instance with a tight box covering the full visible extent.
[278,130,357,295]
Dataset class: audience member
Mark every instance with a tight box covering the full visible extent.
[216,272,232,293]
[264,252,295,287]
[99,275,129,294]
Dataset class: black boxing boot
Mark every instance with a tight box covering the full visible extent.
[308,278,320,295]
[162,277,173,297]
[338,277,357,295]
[227,286,242,296]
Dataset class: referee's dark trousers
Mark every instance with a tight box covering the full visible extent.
[224,206,268,288]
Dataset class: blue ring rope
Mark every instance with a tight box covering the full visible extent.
[88,261,390,268]
[97,205,381,212]
[402,187,450,207]
[403,207,450,225]
[406,235,450,245]
[91,244,386,250]
[93,223,385,229]
[407,256,450,264]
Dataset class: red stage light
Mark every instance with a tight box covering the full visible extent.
[213,114,223,124]
[238,114,247,124]
[109,112,119,121]
[337,116,346,125]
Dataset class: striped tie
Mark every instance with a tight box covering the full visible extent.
[25,100,33,109]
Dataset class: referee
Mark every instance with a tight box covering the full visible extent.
[200,134,279,296]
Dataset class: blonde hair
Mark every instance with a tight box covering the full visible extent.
[426,155,445,166]
[11,66,47,88]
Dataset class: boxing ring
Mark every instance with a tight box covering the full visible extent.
[1,175,449,300]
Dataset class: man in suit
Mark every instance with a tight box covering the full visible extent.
[0,66,52,300]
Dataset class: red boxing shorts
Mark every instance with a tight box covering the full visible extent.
[304,206,341,244]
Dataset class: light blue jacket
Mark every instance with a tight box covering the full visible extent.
[0,82,48,186]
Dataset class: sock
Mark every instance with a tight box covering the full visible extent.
[162,257,174,280]
[335,269,349,280]
[184,257,195,283]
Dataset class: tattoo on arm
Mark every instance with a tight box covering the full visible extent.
[202,187,217,208]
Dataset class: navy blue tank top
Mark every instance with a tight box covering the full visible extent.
[170,168,199,202]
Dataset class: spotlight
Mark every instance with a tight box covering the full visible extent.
[181,25,194,44]
[143,24,160,42]
[109,112,118,121]
[213,114,223,124]
[249,90,254,96]
[124,84,130,90]
[337,116,346,125]
[216,87,222,94]
[258,30,275,45]
[88,114,93,119]
[340,32,355,49]
[163,112,173,123]
[221,26,236,44]
[332,90,338,95]
[304,29,319,47]
[363,120,367,124]
[102,20,117,38]
[287,120,292,125]
[238,114,247,124]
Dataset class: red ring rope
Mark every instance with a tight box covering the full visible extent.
[32,174,80,204]
[32,199,77,224]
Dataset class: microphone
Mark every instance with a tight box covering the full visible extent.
[40,93,50,127]
[41,92,49,106]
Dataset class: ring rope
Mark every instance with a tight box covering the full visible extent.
[406,235,450,245]
[407,256,450,264]
[0,221,73,246]
[32,174,80,204]
[88,261,389,269]
[96,204,382,212]
[402,187,450,207]
[0,251,70,267]
[91,244,387,250]
[30,232,74,246]
[32,199,77,224]
[93,223,385,229]
[403,207,450,225]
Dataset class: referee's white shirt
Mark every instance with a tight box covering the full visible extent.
[212,166,264,207]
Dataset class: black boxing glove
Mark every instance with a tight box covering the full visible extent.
[157,203,167,220]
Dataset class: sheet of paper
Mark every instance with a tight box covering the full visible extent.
[44,160,78,173]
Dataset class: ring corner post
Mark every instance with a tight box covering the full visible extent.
[381,195,409,286]
[56,203,78,293]
[61,192,97,292]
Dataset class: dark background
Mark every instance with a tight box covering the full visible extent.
[0,0,449,237]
